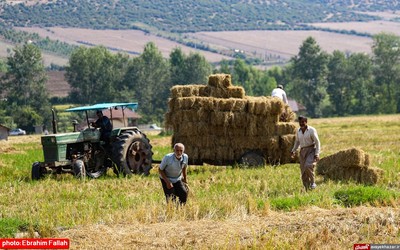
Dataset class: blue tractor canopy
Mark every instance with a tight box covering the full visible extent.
[66,102,138,128]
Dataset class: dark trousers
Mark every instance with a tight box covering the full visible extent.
[160,178,188,204]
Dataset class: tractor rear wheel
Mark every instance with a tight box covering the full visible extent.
[239,151,266,167]
[31,162,45,180]
[113,130,153,176]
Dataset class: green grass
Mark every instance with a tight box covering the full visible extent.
[334,186,398,207]
[0,218,30,238]
[0,114,399,238]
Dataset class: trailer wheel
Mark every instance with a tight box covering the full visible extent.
[73,160,86,179]
[239,151,266,167]
[113,130,153,176]
[31,162,45,180]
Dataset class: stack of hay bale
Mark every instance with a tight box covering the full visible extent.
[316,147,384,185]
[165,74,297,166]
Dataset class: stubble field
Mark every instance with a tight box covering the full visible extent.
[0,114,399,249]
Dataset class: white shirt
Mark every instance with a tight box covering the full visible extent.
[291,125,321,156]
[271,88,288,104]
[159,153,188,183]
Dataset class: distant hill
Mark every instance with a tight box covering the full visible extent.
[1,0,399,32]
[1,1,400,68]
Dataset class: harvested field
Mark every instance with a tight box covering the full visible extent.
[11,19,400,67]
[1,114,400,249]
[59,206,400,249]
[46,71,70,97]
[0,39,68,66]
[311,20,400,36]
[188,30,374,61]
[15,27,231,63]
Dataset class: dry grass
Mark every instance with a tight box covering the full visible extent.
[59,206,400,249]
[1,114,399,249]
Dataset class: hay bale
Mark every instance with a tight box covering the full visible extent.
[317,148,369,172]
[167,73,299,166]
[208,74,232,88]
[360,167,384,185]
[276,122,297,136]
[214,98,247,112]
[279,104,296,122]
[170,85,202,98]
[316,148,383,185]
[246,96,284,116]
[208,86,245,98]
[198,86,211,96]
[197,97,215,111]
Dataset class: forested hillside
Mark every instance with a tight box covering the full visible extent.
[1,0,399,32]
[0,0,399,131]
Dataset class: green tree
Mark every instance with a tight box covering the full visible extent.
[169,47,186,85]
[217,60,232,74]
[0,58,7,73]
[326,50,352,116]
[12,105,43,132]
[372,33,400,113]
[233,59,254,95]
[290,37,328,117]
[124,42,170,123]
[65,46,129,104]
[183,53,212,84]
[3,43,51,131]
[170,48,212,85]
[347,53,373,115]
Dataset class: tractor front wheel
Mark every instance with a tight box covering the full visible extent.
[113,130,153,176]
[31,162,45,180]
[85,146,108,179]
[73,160,86,179]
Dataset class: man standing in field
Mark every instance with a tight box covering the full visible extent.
[159,143,189,205]
[271,84,288,104]
[291,116,321,190]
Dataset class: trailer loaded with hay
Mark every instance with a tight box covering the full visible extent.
[165,74,297,166]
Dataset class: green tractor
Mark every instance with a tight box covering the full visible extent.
[31,103,154,180]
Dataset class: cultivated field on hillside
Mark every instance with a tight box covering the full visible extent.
[15,19,399,68]
[311,20,400,36]
[16,27,231,63]
[0,114,399,249]
[46,71,70,97]
[188,30,373,61]
[5,12,400,68]
[0,39,68,66]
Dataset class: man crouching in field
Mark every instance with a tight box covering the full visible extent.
[159,143,189,205]
[291,116,321,190]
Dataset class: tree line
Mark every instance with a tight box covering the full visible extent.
[0,33,399,132]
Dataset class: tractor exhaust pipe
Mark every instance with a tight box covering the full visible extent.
[52,109,57,134]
